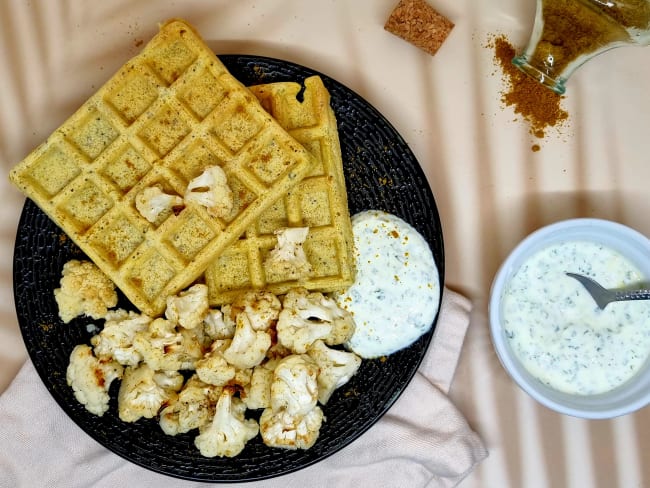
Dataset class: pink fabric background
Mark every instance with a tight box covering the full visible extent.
[1,1,649,486]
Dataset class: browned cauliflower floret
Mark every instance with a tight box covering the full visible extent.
[165,283,210,330]
[159,375,222,436]
[231,290,282,332]
[259,406,324,450]
[242,360,279,410]
[270,354,319,416]
[135,185,184,224]
[277,288,355,353]
[133,317,205,372]
[222,313,271,370]
[54,259,118,323]
[184,166,233,219]
[63,274,365,457]
[203,307,236,340]
[117,363,183,422]
[91,309,152,366]
[263,227,312,280]
[66,344,123,416]
[307,340,361,404]
[231,366,253,391]
[195,339,236,386]
[194,388,259,458]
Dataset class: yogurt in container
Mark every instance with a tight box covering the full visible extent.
[502,240,650,395]
[489,218,650,418]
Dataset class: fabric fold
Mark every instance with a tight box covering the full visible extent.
[0,287,487,488]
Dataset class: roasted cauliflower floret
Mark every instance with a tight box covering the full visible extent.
[194,388,259,458]
[203,307,236,340]
[117,363,183,422]
[66,344,123,416]
[270,355,318,416]
[135,185,184,224]
[62,274,367,456]
[222,313,271,370]
[159,375,222,436]
[242,361,277,410]
[259,406,324,450]
[133,317,204,372]
[277,288,355,353]
[91,309,152,366]
[266,337,293,361]
[263,227,312,280]
[231,290,282,332]
[54,259,118,323]
[165,283,210,330]
[154,369,185,391]
[196,339,236,386]
[184,165,233,219]
[307,340,362,404]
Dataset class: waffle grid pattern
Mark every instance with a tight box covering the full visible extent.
[205,76,356,305]
[10,20,315,316]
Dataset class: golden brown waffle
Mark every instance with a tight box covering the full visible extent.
[9,19,315,317]
[204,76,356,305]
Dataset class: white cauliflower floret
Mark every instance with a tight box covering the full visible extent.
[190,318,213,349]
[135,185,184,224]
[178,325,209,361]
[314,294,356,346]
[165,284,210,330]
[231,290,281,332]
[54,259,118,323]
[203,307,236,340]
[266,337,293,361]
[263,227,312,280]
[196,339,236,386]
[270,355,318,416]
[242,361,277,410]
[222,313,271,370]
[66,344,123,416]
[117,363,183,422]
[91,309,152,366]
[194,388,259,458]
[159,375,222,436]
[307,340,362,404]
[231,367,253,390]
[277,287,356,353]
[184,165,233,219]
[259,406,324,450]
[133,317,205,372]
[154,369,185,391]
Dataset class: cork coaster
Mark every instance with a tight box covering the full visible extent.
[384,0,454,56]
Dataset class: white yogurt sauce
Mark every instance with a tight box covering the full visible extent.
[503,240,650,395]
[335,210,440,358]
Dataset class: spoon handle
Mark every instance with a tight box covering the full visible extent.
[613,289,650,302]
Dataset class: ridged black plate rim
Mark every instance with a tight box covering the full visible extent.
[12,54,445,482]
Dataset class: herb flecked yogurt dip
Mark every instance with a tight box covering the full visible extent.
[502,240,650,395]
[334,210,440,358]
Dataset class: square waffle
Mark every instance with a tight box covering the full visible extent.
[204,76,356,305]
[9,19,315,317]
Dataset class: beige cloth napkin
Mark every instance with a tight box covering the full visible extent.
[0,288,487,488]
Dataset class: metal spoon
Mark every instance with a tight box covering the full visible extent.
[565,272,650,310]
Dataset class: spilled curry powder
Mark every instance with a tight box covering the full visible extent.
[489,34,569,140]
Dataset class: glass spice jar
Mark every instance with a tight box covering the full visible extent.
[513,0,650,94]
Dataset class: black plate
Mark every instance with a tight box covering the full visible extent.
[13,55,445,482]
